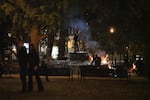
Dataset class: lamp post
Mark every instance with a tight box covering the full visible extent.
[109,27,116,65]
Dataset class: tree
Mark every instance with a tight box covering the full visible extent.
[0,0,68,59]
[85,0,150,79]
[0,8,12,61]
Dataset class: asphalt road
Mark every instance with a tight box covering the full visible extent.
[0,74,149,100]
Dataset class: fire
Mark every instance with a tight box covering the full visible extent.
[130,63,137,73]
[132,63,136,69]
[88,54,93,63]
[101,56,108,65]
[88,54,111,68]
[101,54,110,65]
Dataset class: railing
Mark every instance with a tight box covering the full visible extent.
[79,65,130,80]
[39,67,72,80]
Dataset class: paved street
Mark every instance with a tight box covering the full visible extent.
[0,74,150,100]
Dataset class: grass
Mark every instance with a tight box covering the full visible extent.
[0,75,150,100]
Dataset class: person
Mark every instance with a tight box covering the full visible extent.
[13,40,28,92]
[40,60,49,82]
[28,43,44,92]
[74,33,79,52]
[91,54,101,67]
[0,62,4,78]
[135,57,143,76]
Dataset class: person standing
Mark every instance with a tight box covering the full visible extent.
[91,54,101,67]
[74,33,79,52]
[40,60,49,82]
[28,43,44,92]
[14,40,28,92]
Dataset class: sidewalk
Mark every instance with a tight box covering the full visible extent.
[1,73,149,82]
[1,73,150,100]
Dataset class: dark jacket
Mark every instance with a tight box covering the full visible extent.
[28,47,39,68]
[17,46,27,68]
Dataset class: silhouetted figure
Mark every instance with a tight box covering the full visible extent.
[122,52,129,78]
[74,33,79,52]
[16,40,28,92]
[40,60,49,82]
[91,54,101,67]
[0,62,4,78]
[135,58,143,76]
[28,44,44,92]
[124,50,129,68]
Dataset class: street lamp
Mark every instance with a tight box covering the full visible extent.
[109,27,116,65]
[109,27,115,34]
[8,33,11,37]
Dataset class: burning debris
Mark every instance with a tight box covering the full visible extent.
[88,53,112,69]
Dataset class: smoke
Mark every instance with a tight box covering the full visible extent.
[69,19,89,32]
[95,50,106,57]
[68,18,99,50]
[66,6,102,54]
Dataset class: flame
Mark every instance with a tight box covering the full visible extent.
[101,56,108,65]
[132,63,136,70]
[130,63,137,72]
[101,54,110,65]
[88,54,93,63]
[101,54,112,69]
[88,54,112,68]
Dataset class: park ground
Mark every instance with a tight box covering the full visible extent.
[0,74,150,100]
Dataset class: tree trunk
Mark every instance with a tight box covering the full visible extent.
[48,32,54,58]
[144,43,150,83]
[58,29,67,59]
[30,25,40,51]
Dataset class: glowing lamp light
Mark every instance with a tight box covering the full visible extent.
[109,27,115,34]
[24,43,29,54]
[51,46,59,59]
[8,33,11,37]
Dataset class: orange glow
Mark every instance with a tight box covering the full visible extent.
[88,54,93,63]
[132,63,136,69]
[101,56,108,65]
[101,54,110,65]
[88,53,111,68]
[132,63,137,71]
